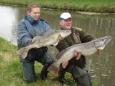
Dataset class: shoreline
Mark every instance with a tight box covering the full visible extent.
[0,1,115,13]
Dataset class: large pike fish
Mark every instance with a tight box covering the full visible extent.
[18,30,71,59]
[48,36,112,72]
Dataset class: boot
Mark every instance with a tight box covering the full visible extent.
[40,63,51,80]
[58,64,66,85]
[21,60,36,83]
[75,74,92,86]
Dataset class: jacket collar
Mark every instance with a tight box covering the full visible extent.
[25,15,39,25]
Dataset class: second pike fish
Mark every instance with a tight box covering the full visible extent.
[48,36,112,72]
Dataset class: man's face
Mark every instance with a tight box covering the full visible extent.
[59,18,72,30]
[28,7,40,20]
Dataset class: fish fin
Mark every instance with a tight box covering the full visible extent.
[52,41,59,46]
[74,27,83,31]
[51,34,63,46]
[96,49,100,55]
[62,61,68,69]
[58,34,63,40]
[21,53,28,59]
[48,64,59,74]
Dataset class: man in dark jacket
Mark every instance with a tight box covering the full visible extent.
[17,4,54,82]
[56,12,93,86]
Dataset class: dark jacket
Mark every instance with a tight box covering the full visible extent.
[56,27,94,68]
[17,15,52,49]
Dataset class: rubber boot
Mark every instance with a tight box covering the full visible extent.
[22,61,36,83]
[75,73,92,86]
[40,63,51,80]
[58,64,66,85]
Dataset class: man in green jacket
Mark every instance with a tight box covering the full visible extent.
[56,12,93,86]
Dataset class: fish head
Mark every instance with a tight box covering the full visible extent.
[59,30,71,38]
[94,36,112,50]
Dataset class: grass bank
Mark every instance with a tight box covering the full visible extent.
[0,37,75,86]
[0,37,101,86]
[0,0,115,13]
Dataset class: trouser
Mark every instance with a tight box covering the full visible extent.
[20,47,54,82]
[71,66,92,86]
[58,65,92,86]
[58,57,92,86]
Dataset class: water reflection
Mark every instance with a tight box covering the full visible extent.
[0,5,115,86]
[74,14,115,86]
[0,6,18,44]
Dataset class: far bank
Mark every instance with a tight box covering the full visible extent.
[0,0,115,13]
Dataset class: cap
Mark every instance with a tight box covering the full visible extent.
[60,12,72,20]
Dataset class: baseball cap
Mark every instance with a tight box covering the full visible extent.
[60,12,72,20]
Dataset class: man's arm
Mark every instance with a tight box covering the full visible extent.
[79,30,94,43]
[17,21,32,48]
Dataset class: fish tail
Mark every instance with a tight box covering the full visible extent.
[48,64,59,74]
[18,47,28,59]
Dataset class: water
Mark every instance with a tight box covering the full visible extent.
[0,5,115,86]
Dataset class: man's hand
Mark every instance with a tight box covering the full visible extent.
[74,50,81,60]
[61,51,81,69]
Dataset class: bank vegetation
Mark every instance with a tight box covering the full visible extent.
[0,0,115,13]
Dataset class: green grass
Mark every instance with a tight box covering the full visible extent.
[0,0,115,12]
[0,37,75,86]
[0,37,102,86]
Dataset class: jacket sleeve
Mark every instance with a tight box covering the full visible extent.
[78,30,94,43]
[17,20,32,48]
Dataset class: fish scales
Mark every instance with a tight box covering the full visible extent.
[48,36,112,72]
[18,30,71,59]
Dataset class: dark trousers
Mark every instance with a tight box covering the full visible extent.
[58,56,92,86]
[20,47,54,82]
